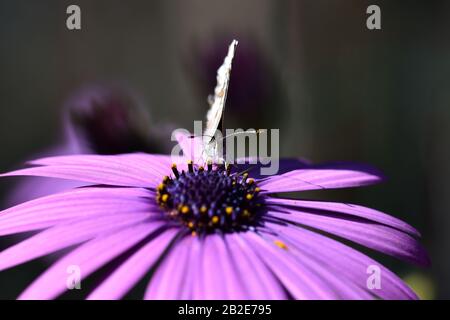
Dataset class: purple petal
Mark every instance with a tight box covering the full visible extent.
[0,187,155,236]
[0,214,154,271]
[232,158,310,180]
[224,233,287,299]
[87,229,178,300]
[265,197,420,237]
[5,176,86,206]
[199,234,245,300]
[259,165,383,193]
[266,207,429,266]
[200,234,249,299]
[264,222,418,299]
[145,235,193,299]
[18,222,164,300]
[188,236,205,299]
[241,231,340,299]
[1,154,178,187]
[259,229,374,299]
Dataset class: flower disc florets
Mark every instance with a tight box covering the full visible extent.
[156,162,261,234]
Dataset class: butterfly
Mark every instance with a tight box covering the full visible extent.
[178,40,262,166]
[201,39,239,164]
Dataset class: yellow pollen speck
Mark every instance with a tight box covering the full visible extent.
[188,222,195,228]
[212,216,219,224]
[199,166,204,171]
[191,231,197,237]
[171,163,177,168]
[246,194,254,200]
[157,183,165,190]
[187,160,193,164]
[225,207,233,215]
[274,240,288,250]
[181,206,190,214]
[254,187,261,192]
[163,176,169,182]
[243,209,250,217]
[247,179,254,184]
[200,206,208,214]
[161,194,169,202]
[243,173,248,178]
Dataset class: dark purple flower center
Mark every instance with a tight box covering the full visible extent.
[156,162,261,234]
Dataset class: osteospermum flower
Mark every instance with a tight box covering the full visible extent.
[0,133,429,299]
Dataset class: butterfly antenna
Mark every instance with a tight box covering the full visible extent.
[216,129,264,142]
[234,164,259,177]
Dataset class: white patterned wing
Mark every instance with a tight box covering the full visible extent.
[203,40,238,143]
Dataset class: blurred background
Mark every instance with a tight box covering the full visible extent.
[0,0,449,299]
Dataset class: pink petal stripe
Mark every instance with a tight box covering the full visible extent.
[266,208,429,266]
[259,167,382,193]
[265,222,418,299]
[264,197,420,237]
[0,213,153,271]
[88,229,178,300]
[19,222,164,300]
[241,232,339,299]
[1,154,178,187]
[145,235,193,299]
[0,187,155,236]
[224,233,287,299]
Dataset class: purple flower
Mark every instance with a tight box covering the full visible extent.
[0,136,429,299]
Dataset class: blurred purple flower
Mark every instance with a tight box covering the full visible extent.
[6,85,168,206]
[65,85,163,155]
[0,135,429,299]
